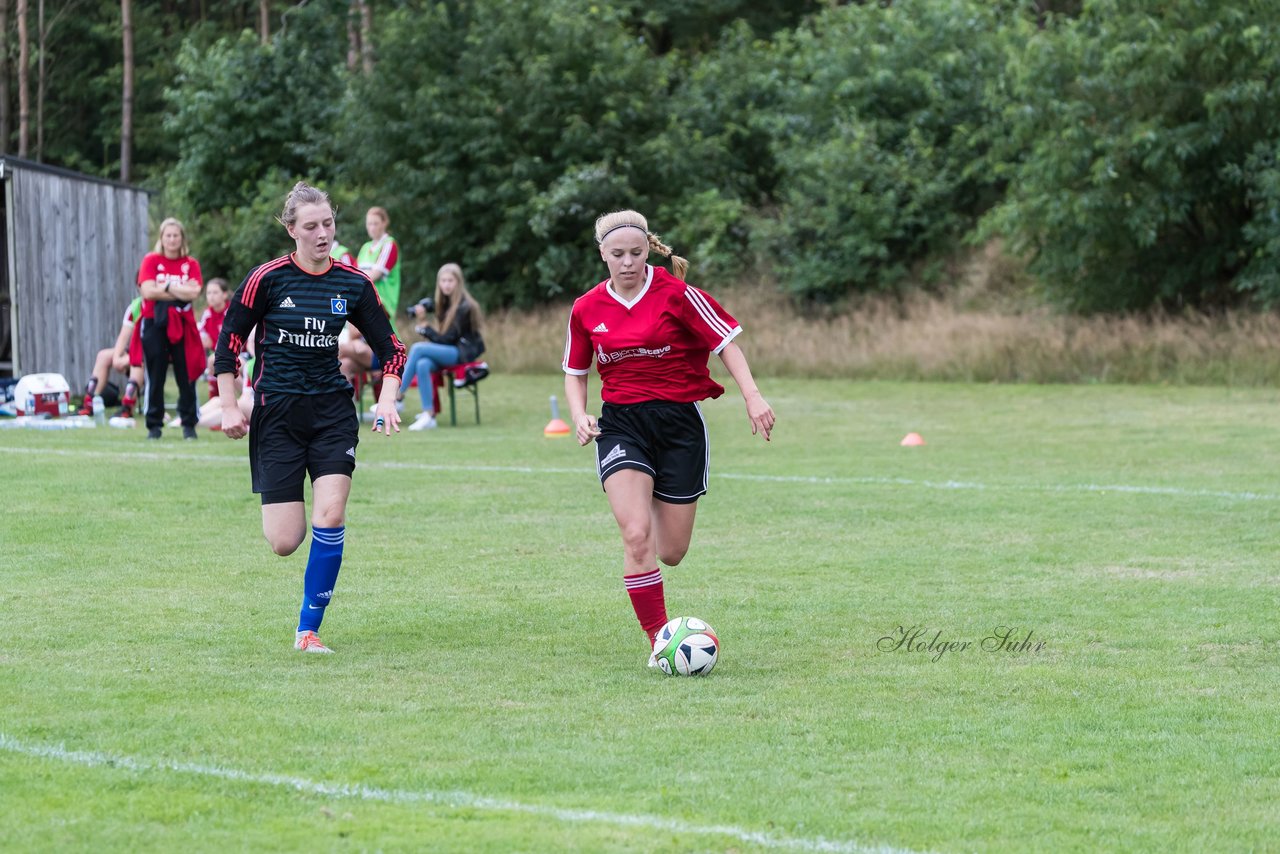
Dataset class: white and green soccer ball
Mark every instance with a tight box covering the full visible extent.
[652,616,719,676]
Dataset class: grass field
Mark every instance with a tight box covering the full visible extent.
[2,375,1279,852]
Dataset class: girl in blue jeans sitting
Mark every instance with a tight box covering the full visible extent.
[400,262,485,430]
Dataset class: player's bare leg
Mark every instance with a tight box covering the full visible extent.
[604,469,657,572]
[262,502,307,556]
[651,499,697,567]
[605,469,669,654]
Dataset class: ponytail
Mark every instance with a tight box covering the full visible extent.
[646,233,688,281]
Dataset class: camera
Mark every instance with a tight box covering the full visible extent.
[407,297,435,317]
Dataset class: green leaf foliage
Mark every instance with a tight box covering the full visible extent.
[161,1,347,280]
[755,0,1020,302]
[986,0,1280,311]
[334,0,677,307]
[35,0,1280,313]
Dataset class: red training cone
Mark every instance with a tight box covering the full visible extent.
[900,432,926,446]
[544,394,571,437]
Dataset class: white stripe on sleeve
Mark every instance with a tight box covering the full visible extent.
[685,287,734,339]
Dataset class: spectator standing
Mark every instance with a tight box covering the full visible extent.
[137,217,205,440]
[357,206,400,316]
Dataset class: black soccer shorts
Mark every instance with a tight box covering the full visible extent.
[249,390,360,505]
[594,400,709,504]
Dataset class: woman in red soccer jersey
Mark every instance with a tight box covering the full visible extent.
[563,209,775,667]
[137,217,205,440]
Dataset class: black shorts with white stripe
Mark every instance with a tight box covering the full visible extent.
[249,390,359,504]
[594,400,708,504]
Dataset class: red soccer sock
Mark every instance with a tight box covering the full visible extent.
[624,568,668,645]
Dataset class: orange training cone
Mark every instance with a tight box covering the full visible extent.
[544,394,571,437]
[900,432,926,446]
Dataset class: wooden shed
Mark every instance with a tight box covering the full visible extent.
[0,156,150,385]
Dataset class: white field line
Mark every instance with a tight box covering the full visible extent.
[1,445,1276,503]
[0,734,926,854]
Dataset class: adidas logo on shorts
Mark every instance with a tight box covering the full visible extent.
[593,322,608,333]
[280,296,297,308]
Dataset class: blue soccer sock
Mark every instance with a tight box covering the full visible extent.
[297,526,344,634]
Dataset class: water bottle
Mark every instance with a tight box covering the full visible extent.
[92,394,106,426]
[25,393,35,416]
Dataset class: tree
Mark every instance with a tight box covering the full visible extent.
[120,0,132,181]
[16,0,27,156]
[753,0,1021,301]
[344,0,357,70]
[0,0,10,151]
[615,0,822,54]
[357,0,370,73]
[336,0,675,306]
[163,0,347,276]
[35,0,88,161]
[986,0,1280,311]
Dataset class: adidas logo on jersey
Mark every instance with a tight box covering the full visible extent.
[280,296,297,308]
[593,322,609,333]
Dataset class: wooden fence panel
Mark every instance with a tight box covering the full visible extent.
[6,159,148,386]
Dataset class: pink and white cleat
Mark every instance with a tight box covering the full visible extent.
[294,630,334,654]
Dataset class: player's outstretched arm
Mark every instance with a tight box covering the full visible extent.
[719,342,774,441]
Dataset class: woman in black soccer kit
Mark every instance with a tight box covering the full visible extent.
[214,182,407,654]
[562,209,775,666]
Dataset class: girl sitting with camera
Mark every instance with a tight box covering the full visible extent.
[400,262,485,430]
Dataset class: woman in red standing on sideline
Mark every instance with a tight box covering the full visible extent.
[562,209,776,668]
[137,217,205,440]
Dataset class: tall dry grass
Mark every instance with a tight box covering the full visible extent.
[425,248,1280,386]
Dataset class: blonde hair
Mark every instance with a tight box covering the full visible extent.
[366,206,390,226]
[593,210,688,281]
[153,217,190,257]
[434,262,483,334]
[279,181,333,228]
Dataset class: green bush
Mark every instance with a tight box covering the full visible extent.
[161,1,347,279]
[333,0,679,307]
[755,0,1018,302]
[986,0,1280,311]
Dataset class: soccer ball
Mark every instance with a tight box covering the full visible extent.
[652,616,719,676]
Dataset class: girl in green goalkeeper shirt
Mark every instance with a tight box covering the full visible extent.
[357,206,400,316]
